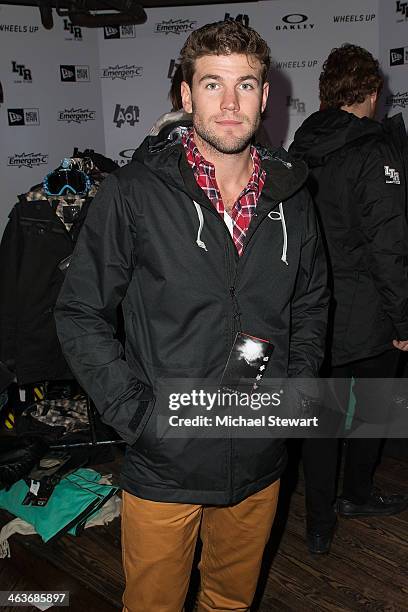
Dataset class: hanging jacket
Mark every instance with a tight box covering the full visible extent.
[55,124,329,505]
[0,188,93,384]
[290,110,408,366]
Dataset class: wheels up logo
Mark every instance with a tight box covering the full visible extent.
[60,65,90,82]
[103,25,136,39]
[154,19,197,35]
[286,97,306,114]
[12,61,32,82]
[58,108,96,123]
[384,166,400,185]
[273,59,318,70]
[390,47,408,66]
[333,14,376,23]
[224,13,249,27]
[386,92,408,109]
[0,24,39,33]
[8,152,48,168]
[63,19,82,40]
[113,105,140,127]
[276,14,314,31]
[7,108,39,126]
[396,1,408,21]
[101,65,143,80]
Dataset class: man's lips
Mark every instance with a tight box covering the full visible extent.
[215,119,243,126]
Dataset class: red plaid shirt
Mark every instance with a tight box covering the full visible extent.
[182,128,266,256]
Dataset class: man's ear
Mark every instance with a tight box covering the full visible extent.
[181,81,193,114]
[261,82,269,113]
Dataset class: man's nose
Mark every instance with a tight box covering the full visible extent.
[221,87,240,111]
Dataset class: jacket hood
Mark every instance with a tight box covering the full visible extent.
[290,109,383,167]
[133,122,309,203]
[148,109,192,136]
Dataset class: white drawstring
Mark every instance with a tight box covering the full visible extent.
[193,201,208,251]
[268,202,288,265]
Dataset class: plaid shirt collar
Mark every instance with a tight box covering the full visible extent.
[182,128,265,256]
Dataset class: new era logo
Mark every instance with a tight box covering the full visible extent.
[103,25,135,39]
[390,47,408,65]
[60,64,90,82]
[7,108,39,126]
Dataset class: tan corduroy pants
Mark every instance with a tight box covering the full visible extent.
[121,479,279,612]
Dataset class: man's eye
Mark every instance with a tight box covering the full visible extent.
[206,82,219,90]
[239,83,254,90]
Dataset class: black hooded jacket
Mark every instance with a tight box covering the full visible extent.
[55,124,329,504]
[290,110,408,366]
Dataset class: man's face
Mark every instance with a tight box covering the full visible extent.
[181,53,269,155]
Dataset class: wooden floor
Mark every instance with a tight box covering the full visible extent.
[1,443,408,612]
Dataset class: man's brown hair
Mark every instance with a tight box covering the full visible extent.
[168,64,183,111]
[319,43,383,109]
[179,20,271,88]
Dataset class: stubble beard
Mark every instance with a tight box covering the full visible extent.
[192,104,262,156]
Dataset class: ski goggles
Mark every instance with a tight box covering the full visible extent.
[43,167,92,196]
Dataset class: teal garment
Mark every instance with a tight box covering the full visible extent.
[0,468,119,542]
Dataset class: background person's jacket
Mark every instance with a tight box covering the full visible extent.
[55,124,329,505]
[290,110,408,367]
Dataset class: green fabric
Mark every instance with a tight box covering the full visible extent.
[0,468,119,542]
[345,378,356,430]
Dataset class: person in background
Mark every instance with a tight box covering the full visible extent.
[55,20,328,611]
[290,43,408,555]
[149,64,191,136]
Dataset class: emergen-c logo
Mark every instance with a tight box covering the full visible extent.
[155,19,197,35]
[58,108,96,123]
[8,152,48,168]
[101,64,143,80]
[386,91,408,109]
[276,14,314,31]
[396,1,408,21]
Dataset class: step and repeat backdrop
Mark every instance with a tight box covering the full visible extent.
[0,0,406,233]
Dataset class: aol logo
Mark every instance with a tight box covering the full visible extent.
[224,13,250,27]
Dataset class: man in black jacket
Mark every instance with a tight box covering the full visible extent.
[55,21,328,611]
[290,44,408,555]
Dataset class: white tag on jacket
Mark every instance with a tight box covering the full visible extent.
[384,165,400,185]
